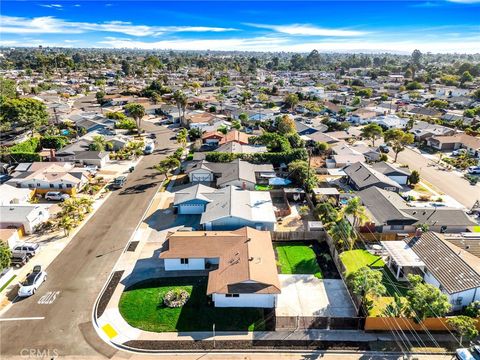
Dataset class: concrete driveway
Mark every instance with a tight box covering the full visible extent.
[276,275,356,317]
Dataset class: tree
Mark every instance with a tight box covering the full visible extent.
[95,91,105,104]
[406,274,451,322]
[472,88,480,101]
[341,197,368,227]
[0,98,49,135]
[288,159,317,191]
[59,215,75,236]
[348,266,386,313]
[405,81,423,90]
[173,90,188,127]
[428,99,449,109]
[328,218,358,251]
[314,203,339,226]
[124,103,145,134]
[464,301,480,318]
[384,128,414,162]
[277,114,296,135]
[154,156,181,180]
[284,93,299,111]
[460,71,474,84]
[0,243,12,270]
[355,88,373,98]
[115,118,137,131]
[447,316,478,346]
[410,49,422,79]
[409,170,420,185]
[188,128,202,140]
[0,77,17,99]
[360,123,383,147]
[176,128,188,148]
[89,135,112,151]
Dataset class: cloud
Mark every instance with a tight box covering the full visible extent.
[0,16,238,36]
[246,23,367,37]
[39,4,63,9]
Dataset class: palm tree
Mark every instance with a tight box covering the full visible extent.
[124,103,146,134]
[59,215,74,236]
[328,218,357,251]
[177,128,188,148]
[89,135,112,151]
[173,90,188,127]
[341,197,368,227]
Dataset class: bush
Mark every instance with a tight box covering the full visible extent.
[40,136,68,150]
[9,138,40,153]
[115,118,137,130]
[163,288,190,308]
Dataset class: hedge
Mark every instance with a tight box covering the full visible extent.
[9,138,40,153]
[205,148,307,166]
[40,136,68,150]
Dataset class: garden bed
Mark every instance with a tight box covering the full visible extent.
[119,277,267,332]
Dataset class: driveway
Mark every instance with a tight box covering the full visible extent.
[275,275,356,317]
[393,147,479,209]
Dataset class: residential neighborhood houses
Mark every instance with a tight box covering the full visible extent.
[0,47,479,358]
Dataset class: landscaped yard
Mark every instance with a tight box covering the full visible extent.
[254,184,273,191]
[119,277,267,332]
[274,242,322,278]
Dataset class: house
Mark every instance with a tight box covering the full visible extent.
[56,150,110,168]
[407,106,442,118]
[0,228,20,249]
[358,186,476,233]
[173,184,218,214]
[215,142,267,155]
[0,205,50,234]
[201,131,224,146]
[202,129,253,147]
[186,111,215,130]
[370,115,408,129]
[351,143,381,162]
[343,162,403,192]
[427,133,480,157]
[160,227,281,308]
[186,159,275,190]
[411,121,456,142]
[6,162,89,195]
[0,184,32,205]
[383,231,480,310]
[371,162,411,185]
[200,186,276,231]
[349,108,377,124]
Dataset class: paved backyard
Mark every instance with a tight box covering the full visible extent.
[275,275,356,317]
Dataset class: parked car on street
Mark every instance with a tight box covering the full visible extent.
[467,166,480,175]
[18,265,47,297]
[456,346,480,360]
[45,191,70,202]
[12,243,40,258]
[144,142,155,154]
[11,253,29,268]
[112,176,127,189]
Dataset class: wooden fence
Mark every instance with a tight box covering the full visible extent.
[358,232,413,242]
[365,316,480,332]
[270,231,325,242]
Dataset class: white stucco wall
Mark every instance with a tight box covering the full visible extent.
[212,293,276,308]
[163,258,206,271]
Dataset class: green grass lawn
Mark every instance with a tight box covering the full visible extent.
[339,249,409,297]
[254,184,273,191]
[119,277,266,332]
[274,243,322,278]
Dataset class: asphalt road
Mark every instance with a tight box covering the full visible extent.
[0,123,177,358]
[393,146,480,209]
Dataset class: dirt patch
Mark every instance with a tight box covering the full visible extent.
[96,270,124,318]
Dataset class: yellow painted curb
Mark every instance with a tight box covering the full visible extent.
[102,324,118,339]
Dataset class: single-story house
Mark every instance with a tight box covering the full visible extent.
[370,115,408,129]
[0,205,50,234]
[160,227,281,308]
[173,184,218,214]
[383,231,480,310]
[0,228,21,249]
[371,162,411,185]
[343,162,403,192]
[186,159,275,190]
[214,142,267,154]
[410,121,456,142]
[56,150,109,168]
[200,185,276,231]
[358,186,477,233]
[0,184,32,205]
[427,133,480,157]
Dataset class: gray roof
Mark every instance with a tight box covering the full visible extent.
[200,186,276,225]
[214,142,267,154]
[173,184,218,205]
[405,232,480,294]
[73,151,109,160]
[371,162,411,177]
[358,186,476,227]
[344,162,402,190]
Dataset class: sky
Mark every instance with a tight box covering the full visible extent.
[1,1,480,53]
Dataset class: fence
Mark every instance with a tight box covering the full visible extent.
[365,316,480,332]
[358,232,413,242]
[270,230,325,242]
[275,316,363,330]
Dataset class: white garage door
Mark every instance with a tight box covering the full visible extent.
[192,174,211,182]
[178,203,205,214]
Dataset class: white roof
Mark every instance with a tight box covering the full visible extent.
[381,241,425,267]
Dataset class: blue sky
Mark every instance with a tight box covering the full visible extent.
[1,1,479,53]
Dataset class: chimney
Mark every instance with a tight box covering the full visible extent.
[242,181,247,190]
[414,228,423,238]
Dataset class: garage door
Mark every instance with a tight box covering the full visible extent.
[178,203,205,214]
[191,174,211,182]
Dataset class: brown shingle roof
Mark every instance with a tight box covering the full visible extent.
[160,227,280,295]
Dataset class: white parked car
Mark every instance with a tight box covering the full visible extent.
[452,149,467,156]
[18,265,47,297]
[45,192,70,202]
[467,166,480,175]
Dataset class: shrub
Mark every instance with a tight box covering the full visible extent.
[9,138,40,153]
[40,136,68,150]
[163,289,190,308]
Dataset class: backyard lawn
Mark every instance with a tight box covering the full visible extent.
[274,242,322,278]
[119,277,266,332]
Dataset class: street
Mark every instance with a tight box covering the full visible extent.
[0,123,177,358]
[394,146,480,210]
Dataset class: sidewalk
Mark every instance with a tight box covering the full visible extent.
[0,156,142,314]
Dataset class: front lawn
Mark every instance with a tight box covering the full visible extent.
[274,242,322,278]
[119,277,266,332]
[254,184,273,191]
